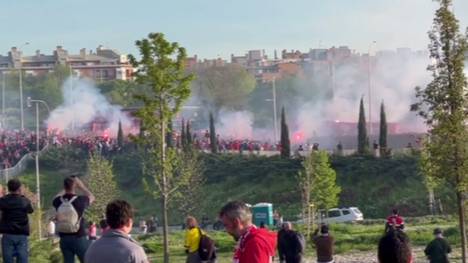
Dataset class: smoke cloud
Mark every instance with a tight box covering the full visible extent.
[46,77,132,136]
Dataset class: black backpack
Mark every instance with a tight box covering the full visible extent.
[197,227,216,260]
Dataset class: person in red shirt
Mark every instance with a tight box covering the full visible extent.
[386,208,405,232]
[219,201,277,263]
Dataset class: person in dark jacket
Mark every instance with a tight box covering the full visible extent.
[425,228,451,263]
[278,222,304,263]
[378,229,412,263]
[0,179,34,263]
[312,224,334,263]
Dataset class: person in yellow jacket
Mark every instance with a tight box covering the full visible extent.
[185,216,202,263]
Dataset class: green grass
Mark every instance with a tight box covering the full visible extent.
[133,218,460,262]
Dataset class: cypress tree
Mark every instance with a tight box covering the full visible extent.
[186,120,192,149]
[209,112,217,154]
[181,119,186,150]
[357,97,369,155]
[117,120,124,148]
[166,121,173,148]
[280,106,290,158]
[379,101,388,157]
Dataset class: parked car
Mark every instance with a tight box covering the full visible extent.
[296,207,364,224]
[318,207,364,224]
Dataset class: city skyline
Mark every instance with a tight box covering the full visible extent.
[1,0,468,60]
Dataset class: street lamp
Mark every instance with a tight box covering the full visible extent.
[265,78,278,143]
[18,42,30,130]
[368,41,377,136]
[1,71,5,128]
[27,96,49,239]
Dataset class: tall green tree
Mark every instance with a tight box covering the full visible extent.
[357,97,369,155]
[379,101,388,157]
[129,32,194,263]
[280,107,290,158]
[193,64,256,111]
[412,0,468,260]
[117,120,124,148]
[298,150,341,237]
[86,153,119,222]
[209,112,217,154]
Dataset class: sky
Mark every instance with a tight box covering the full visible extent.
[1,0,468,59]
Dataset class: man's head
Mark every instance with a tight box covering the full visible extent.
[282,221,292,231]
[106,200,134,234]
[7,179,22,194]
[320,224,329,235]
[63,176,76,192]
[186,216,198,229]
[219,201,252,240]
[433,228,443,237]
[378,229,411,263]
[392,208,399,215]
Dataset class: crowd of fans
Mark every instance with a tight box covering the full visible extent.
[0,130,46,169]
[50,131,122,156]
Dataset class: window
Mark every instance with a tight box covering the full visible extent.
[328,210,341,218]
[342,209,350,215]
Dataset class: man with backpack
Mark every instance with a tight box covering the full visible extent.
[184,216,216,263]
[53,176,95,263]
[0,179,34,263]
[278,222,305,263]
[385,208,405,232]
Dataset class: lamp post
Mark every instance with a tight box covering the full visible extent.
[1,71,5,128]
[272,78,278,143]
[18,42,29,130]
[367,41,377,136]
[264,78,279,143]
[27,96,49,239]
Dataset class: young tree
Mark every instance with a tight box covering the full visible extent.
[298,150,340,237]
[280,107,290,158]
[129,32,194,263]
[117,120,124,148]
[172,150,205,217]
[209,112,218,154]
[379,101,388,157]
[412,0,468,260]
[357,97,369,155]
[86,153,119,222]
[419,138,442,215]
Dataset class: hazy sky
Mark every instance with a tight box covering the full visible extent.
[1,0,468,59]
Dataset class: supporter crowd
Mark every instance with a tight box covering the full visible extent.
[0,130,46,169]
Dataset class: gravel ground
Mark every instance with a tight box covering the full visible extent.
[300,247,461,263]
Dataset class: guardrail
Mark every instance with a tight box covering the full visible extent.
[0,144,49,182]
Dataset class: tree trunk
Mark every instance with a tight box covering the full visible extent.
[160,98,169,263]
[428,188,435,215]
[162,194,169,263]
[457,191,467,263]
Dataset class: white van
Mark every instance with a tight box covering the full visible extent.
[318,207,364,224]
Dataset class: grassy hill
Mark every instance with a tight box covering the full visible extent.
[18,146,456,223]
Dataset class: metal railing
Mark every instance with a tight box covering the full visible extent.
[0,143,49,182]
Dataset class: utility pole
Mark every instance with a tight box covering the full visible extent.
[368,41,377,136]
[2,71,5,128]
[272,78,278,143]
